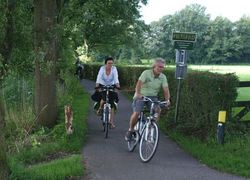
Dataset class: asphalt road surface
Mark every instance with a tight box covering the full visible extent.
[81,79,247,180]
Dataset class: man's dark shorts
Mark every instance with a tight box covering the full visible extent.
[132,96,158,112]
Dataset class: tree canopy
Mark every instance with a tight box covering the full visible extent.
[143,4,250,64]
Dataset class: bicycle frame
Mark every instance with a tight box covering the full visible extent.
[137,97,165,135]
[127,96,168,162]
[97,85,117,138]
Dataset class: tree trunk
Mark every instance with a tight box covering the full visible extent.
[0,98,9,178]
[34,0,58,127]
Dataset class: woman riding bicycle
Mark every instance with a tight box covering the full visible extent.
[125,58,171,141]
[93,57,120,129]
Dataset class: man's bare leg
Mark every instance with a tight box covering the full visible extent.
[129,112,140,131]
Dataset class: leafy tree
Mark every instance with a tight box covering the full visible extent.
[32,0,149,127]
[118,21,148,63]
[62,0,148,58]
[143,19,171,60]
[206,17,235,64]
[0,0,14,77]
[0,0,33,77]
[170,4,210,63]
[234,16,250,63]
[143,4,250,64]
[144,4,210,63]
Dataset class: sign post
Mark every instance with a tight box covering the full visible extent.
[172,32,196,123]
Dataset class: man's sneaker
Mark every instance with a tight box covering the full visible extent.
[114,102,118,109]
[93,102,99,110]
[125,131,133,141]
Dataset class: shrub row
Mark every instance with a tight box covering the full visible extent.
[83,64,239,140]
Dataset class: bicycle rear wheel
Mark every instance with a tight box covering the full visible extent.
[127,131,139,152]
[103,107,109,138]
[139,122,159,162]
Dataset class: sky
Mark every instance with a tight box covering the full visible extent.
[140,0,250,24]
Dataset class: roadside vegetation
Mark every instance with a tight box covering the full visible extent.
[164,130,250,177]
[188,65,250,120]
[4,74,89,179]
[159,66,250,178]
[121,64,250,178]
[1,0,250,179]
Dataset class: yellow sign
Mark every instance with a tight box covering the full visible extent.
[218,111,226,123]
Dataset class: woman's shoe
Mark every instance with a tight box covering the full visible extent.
[109,123,116,129]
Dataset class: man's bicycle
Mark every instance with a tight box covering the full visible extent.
[96,85,119,138]
[127,96,168,162]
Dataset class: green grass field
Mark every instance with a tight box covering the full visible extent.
[188,65,250,81]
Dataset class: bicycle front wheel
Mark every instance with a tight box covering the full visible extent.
[139,122,159,163]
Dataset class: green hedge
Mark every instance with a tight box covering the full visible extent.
[83,64,239,140]
[172,71,238,140]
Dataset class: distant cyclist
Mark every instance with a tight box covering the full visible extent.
[93,57,120,128]
[125,58,171,141]
[75,57,84,79]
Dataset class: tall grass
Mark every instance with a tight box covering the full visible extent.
[6,72,89,179]
[1,74,35,154]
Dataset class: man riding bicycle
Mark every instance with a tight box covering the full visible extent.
[125,58,171,141]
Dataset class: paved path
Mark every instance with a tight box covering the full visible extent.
[81,79,247,180]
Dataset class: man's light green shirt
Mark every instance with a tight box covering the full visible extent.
[137,69,168,97]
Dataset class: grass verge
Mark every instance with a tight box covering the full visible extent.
[159,125,250,178]
[23,154,83,179]
[8,86,89,179]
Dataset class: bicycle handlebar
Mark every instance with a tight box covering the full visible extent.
[95,85,121,91]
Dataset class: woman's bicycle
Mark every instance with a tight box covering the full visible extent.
[96,85,119,138]
[127,96,168,162]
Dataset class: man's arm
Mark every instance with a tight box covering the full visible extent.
[163,86,171,105]
[135,80,143,99]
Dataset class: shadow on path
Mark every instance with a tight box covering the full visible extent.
[81,79,247,180]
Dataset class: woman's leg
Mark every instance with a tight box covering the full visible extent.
[97,91,105,115]
[97,99,104,115]
[109,108,115,128]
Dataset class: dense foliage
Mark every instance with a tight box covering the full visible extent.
[142,4,250,64]
[0,1,148,178]
[0,0,249,178]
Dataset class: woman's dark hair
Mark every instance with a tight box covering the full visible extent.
[105,57,114,64]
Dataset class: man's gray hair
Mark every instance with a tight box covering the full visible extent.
[152,58,165,67]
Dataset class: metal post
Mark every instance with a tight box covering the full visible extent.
[174,50,187,123]
[174,78,181,123]
[217,111,226,144]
